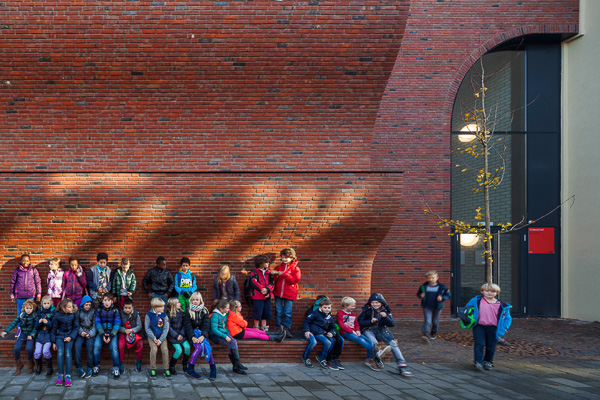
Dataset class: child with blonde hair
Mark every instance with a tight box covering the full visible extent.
[183,292,216,380]
[227,300,285,342]
[51,299,79,387]
[212,264,241,306]
[1,299,38,375]
[416,270,450,342]
[145,296,171,380]
[337,297,378,371]
[167,297,190,375]
[463,283,512,371]
[34,295,55,376]
[47,258,64,307]
[111,257,137,310]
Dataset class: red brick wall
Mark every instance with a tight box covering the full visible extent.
[0,0,579,342]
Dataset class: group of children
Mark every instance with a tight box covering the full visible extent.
[3,252,512,385]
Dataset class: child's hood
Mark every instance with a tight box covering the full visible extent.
[81,295,93,306]
[363,293,391,311]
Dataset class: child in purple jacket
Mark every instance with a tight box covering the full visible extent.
[10,254,42,329]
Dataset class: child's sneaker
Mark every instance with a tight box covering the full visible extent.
[365,359,379,371]
[64,375,72,387]
[326,360,339,370]
[374,355,385,369]
[135,360,142,373]
[77,367,86,379]
[92,366,99,377]
[315,355,328,369]
[84,368,93,378]
[399,366,413,377]
[150,369,157,380]
[376,345,392,359]
[334,359,345,370]
[113,370,120,380]
[474,362,484,372]
[430,331,437,339]
[483,362,493,370]
[421,334,431,344]
[302,357,313,368]
[55,374,63,386]
[164,370,172,380]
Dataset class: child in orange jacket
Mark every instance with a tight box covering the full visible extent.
[227,301,284,342]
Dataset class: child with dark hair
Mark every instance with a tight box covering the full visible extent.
[118,298,143,373]
[51,298,79,387]
[249,255,274,331]
[10,254,42,332]
[271,248,301,338]
[62,257,87,307]
[93,293,121,379]
[112,257,137,310]
[34,295,55,376]
[210,299,246,375]
[88,252,112,309]
[1,299,38,375]
[301,298,343,370]
[142,256,174,303]
[74,295,96,379]
[174,257,197,311]
[358,293,413,377]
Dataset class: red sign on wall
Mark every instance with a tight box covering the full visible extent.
[528,227,555,254]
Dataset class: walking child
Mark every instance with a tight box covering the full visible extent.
[145,296,171,380]
[74,295,96,379]
[51,298,79,387]
[34,295,55,376]
[47,258,64,307]
[62,257,87,307]
[210,299,247,375]
[111,257,137,310]
[183,292,216,380]
[174,257,197,311]
[271,248,301,338]
[463,283,512,371]
[118,298,143,374]
[337,297,378,371]
[166,297,190,375]
[249,255,274,331]
[93,292,121,379]
[417,270,450,342]
[1,299,38,375]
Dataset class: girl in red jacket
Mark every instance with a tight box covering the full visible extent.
[249,255,274,330]
[271,248,301,338]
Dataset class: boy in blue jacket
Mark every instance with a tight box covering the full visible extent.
[416,270,450,342]
[358,293,413,377]
[93,293,121,379]
[174,257,197,311]
[463,283,512,372]
[301,299,344,370]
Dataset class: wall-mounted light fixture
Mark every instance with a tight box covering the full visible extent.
[460,233,479,247]
[458,124,479,142]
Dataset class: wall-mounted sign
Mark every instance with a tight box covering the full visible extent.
[528,227,555,254]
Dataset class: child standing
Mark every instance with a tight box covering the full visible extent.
[51,299,79,387]
[47,258,64,307]
[34,295,55,376]
[227,300,285,342]
[118,298,143,374]
[166,297,190,375]
[301,298,344,370]
[271,248,301,339]
[62,257,87,307]
[358,293,413,377]
[111,257,137,310]
[183,292,216,380]
[74,295,96,379]
[249,255,274,331]
[145,297,171,380]
[143,256,174,303]
[174,257,197,311]
[464,283,512,371]
[416,270,451,342]
[93,293,122,379]
[88,252,112,309]
[337,297,378,371]
[210,299,246,375]
[10,254,42,320]
[1,299,38,375]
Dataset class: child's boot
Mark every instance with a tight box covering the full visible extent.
[13,359,23,376]
[135,360,142,373]
[168,357,178,375]
[181,354,190,375]
[230,349,247,375]
[46,358,54,377]
[27,359,34,374]
[35,358,43,375]
[267,331,285,342]
[209,363,217,381]
[186,363,203,380]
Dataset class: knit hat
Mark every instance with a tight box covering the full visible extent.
[81,295,92,307]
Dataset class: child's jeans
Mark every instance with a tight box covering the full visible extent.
[422,307,443,335]
[34,342,52,359]
[342,332,375,359]
[94,335,120,370]
[14,332,34,360]
[118,334,143,362]
[210,336,238,352]
[302,334,333,360]
[56,340,74,376]
[362,328,407,366]
[74,335,95,369]
[473,324,498,364]
[147,339,169,370]
[274,297,294,328]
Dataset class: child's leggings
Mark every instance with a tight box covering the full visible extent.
[190,342,215,365]
[242,328,269,340]
[172,341,191,359]
[34,342,52,359]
